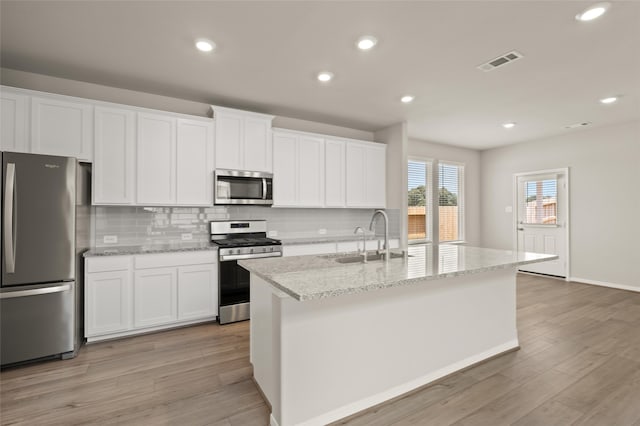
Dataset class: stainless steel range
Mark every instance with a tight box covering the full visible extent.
[210,220,282,324]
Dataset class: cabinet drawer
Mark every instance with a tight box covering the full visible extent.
[86,256,131,273]
[134,251,216,269]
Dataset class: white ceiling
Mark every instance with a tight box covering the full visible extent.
[1,1,639,150]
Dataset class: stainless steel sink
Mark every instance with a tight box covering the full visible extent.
[334,252,407,263]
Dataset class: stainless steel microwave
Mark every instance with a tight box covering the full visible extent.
[214,170,273,205]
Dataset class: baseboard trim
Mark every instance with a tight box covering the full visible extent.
[296,339,519,426]
[571,277,639,293]
[270,414,279,426]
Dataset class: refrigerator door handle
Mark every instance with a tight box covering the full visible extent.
[4,163,16,273]
[0,283,72,299]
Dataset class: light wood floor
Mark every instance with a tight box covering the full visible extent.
[2,274,640,425]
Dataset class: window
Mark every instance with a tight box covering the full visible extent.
[522,178,557,225]
[407,160,432,242]
[438,162,464,242]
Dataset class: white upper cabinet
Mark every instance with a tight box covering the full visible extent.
[365,144,387,208]
[136,113,177,205]
[346,141,386,208]
[297,135,325,207]
[324,138,346,207]
[273,132,297,206]
[176,118,214,206]
[274,128,385,209]
[93,106,136,205]
[243,117,272,172]
[0,90,29,153]
[211,105,274,172]
[272,130,325,208]
[214,111,243,170]
[31,96,93,161]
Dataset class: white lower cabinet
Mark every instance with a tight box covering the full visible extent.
[134,268,178,328]
[85,269,132,337]
[85,252,218,343]
[178,264,217,320]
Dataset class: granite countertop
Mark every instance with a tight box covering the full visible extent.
[279,234,396,245]
[84,242,218,257]
[238,245,558,301]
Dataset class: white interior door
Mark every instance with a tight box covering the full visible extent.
[516,169,568,277]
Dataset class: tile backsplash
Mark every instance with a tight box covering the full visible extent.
[93,205,400,247]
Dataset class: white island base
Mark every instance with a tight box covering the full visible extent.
[250,267,519,426]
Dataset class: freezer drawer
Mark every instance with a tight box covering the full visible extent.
[1,281,76,365]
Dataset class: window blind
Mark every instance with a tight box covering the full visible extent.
[522,178,557,225]
[407,160,431,241]
[438,163,464,242]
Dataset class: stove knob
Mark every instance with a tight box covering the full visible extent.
[250,248,254,254]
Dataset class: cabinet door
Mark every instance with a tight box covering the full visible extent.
[85,270,132,337]
[272,133,298,206]
[345,143,367,207]
[297,135,325,207]
[93,107,135,204]
[324,139,346,207]
[136,113,176,205]
[215,112,243,170]
[134,267,177,328]
[177,264,218,320]
[176,118,214,206]
[365,144,386,208]
[0,90,29,153]
[243,117,272,172]
[31,96,93,161]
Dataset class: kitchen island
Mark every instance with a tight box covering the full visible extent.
[239,245,557,426]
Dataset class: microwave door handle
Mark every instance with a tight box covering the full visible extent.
[262,178,267,200]
[4,163,16,273]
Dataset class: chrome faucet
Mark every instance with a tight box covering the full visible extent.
[353,226,367,263]
[369,210,389,261]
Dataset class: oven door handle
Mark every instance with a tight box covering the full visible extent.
[220,252,282,261]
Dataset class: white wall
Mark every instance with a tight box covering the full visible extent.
[0,67,374,141]
[409,139,482,246]
[480,120,640,289]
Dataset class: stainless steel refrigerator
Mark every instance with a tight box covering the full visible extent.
[1,151,89,366]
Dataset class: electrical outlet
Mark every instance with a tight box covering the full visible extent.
[268,230,278,237]
[103,235,118,244]
[181,233,193,241]
[318,228,327,235]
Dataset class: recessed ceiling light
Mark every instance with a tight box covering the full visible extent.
[599,96,618,104]
[195,39,215,52]
[356,36,378,51]
[317,72,334,82]
[401,95,415,103]
[575,2,611,21]
[502,122,516,129]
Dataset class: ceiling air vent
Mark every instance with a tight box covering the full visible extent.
[477,50,524,72]
[565,122,592,129]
